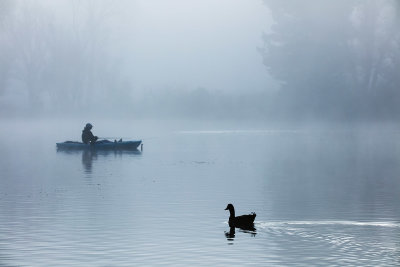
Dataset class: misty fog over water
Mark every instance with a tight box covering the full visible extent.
[1,0,400,266]
[0,0,398,121]
[1,119,400,266]
[0,0,275,119]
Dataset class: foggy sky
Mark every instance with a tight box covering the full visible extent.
[117,0,276,93]
[45,0,276,94]
[1,0,399,120]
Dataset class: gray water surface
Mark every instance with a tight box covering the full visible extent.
[0,120,399,266]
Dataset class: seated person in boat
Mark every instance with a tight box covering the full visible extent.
[82,123,98,144]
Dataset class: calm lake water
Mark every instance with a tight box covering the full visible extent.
[1,119,400,266]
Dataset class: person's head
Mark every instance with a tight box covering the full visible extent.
[85,123,93,129]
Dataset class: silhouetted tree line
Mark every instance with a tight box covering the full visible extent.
[0,0,127,115]
[260,0,400,121]
[2,1,399,122]
[0,0,281,120]
[0,1,270,120]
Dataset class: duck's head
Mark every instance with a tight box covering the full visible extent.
[225,203,234,211]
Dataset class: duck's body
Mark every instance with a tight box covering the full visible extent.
[225,203,256,230]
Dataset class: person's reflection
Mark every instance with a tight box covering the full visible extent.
[81,149,142,174]
[56,148,142,176]
[82,149,97,174]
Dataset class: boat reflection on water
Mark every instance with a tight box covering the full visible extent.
[56,148,142,174]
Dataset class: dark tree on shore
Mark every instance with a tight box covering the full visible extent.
[0,1,126,113]
[260,0,400,120]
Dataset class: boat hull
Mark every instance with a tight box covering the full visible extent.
[56,140,142,150]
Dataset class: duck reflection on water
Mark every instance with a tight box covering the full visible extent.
[224,226,257,240]
[225,227,236,241]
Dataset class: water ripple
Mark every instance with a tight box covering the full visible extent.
[257,220,400,229]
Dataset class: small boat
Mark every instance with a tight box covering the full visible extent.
[56,140,142,150]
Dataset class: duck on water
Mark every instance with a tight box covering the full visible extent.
[225,203,256,231]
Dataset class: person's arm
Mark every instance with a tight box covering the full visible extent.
[89,131,98,142]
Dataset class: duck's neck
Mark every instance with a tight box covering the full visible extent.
[228,208,235,218]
